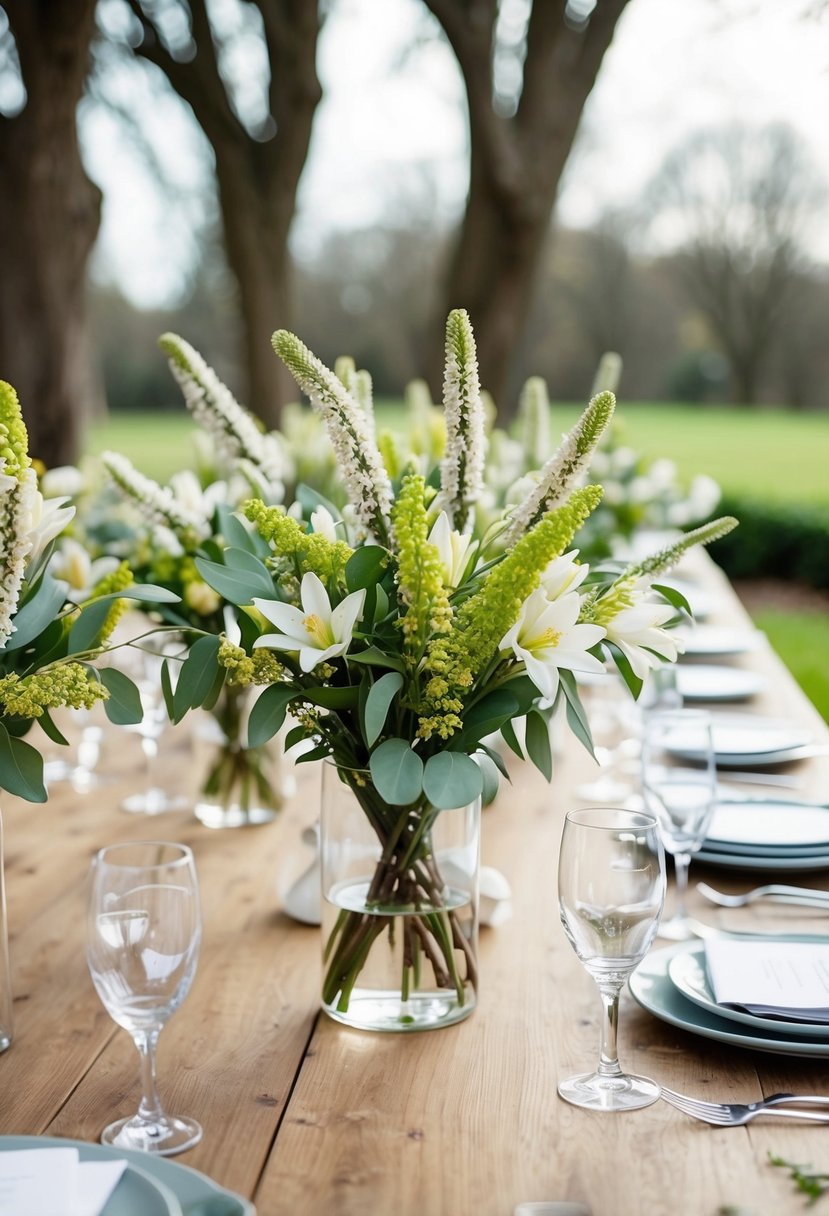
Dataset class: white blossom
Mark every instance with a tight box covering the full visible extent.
[253,573,365,673]
[427,511,476,589]
[499,588,605,703]
[310,505,339,543]
[50,538,119,600]
[434,309,485,533]
[102,451,210,542]
[539,550,590,601]
[0,468,38,647]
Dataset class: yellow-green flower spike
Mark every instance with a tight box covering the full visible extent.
[0,380,31,480]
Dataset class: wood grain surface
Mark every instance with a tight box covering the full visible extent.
[1,552,828,1216]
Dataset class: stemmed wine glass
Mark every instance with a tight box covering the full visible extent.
[87,841,203,1155]
[575,674,634,804]
[558,807,666,1111]
[120,633,188,815]
[641,708,716,940]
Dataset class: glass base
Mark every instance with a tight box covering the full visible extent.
[322,988,477,1033]
[194,800,279,829]
[121,789,189,816]
[0,1030,11,1053]
[657,912,698,941]
[557,1070,660,1111]
[101,1113,202,1157]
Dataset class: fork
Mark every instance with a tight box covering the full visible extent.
[660,1088,829,1125]
[697,881,829,909]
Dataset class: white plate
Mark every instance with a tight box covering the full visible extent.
[0,1137,254,1215]
[696,847,829,872]
[668,943,829,1038]
[706,800,829,850]
[675,665,765,703]
[629,940,829,1058]
[665,713,812,765]
[676,627,764,657]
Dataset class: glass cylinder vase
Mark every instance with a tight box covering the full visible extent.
[192,684,290,829]
[320,760,480,1033]
[0,809,12,1050]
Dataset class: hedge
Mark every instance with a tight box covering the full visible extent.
[705,495,829,590]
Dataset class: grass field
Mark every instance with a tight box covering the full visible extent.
[85,402,829,504]
[749,610,829,721]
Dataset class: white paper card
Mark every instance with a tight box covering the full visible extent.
[0,1148,128,1216]
[705,939,829,1023]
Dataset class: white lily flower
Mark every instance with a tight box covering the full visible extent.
[499,588,605,703]
[50,538,119,599]
[310,505,339,543]
[601,586,684,680]
[26,491,75,569]
[427,511,476,588]
[253,572,366,673]
[40,464,85,499]
[539,550,590,601]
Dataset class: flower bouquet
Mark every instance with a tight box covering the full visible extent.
[173,309,736,1031]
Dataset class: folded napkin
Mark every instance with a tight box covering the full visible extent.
[0,1147,126,1216]
[705,939,829,1024]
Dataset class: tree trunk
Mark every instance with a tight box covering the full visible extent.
[427,0,630,414]
[0,0,101,468]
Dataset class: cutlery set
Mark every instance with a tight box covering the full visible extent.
[660,1088,829,1125]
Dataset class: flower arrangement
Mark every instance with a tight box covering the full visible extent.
[162,310,736,1029]
[0,382,173,802]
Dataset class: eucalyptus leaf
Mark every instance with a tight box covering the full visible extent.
[160,659,175,719]
[476,741,512,783]
[194,555,275,605]
[475,752,500,807]
[0,723,46,802]
[5,573,67,651]
[422,751,483,810]
[363,672,403,748]
[525,710,553,782]
[172,635,222,722]
[223,548,275,584]
[99,668,144,726]
[66,598,113,655]
[369,738,423,805]
[247,684,295,748]
[216,505,257,552]
[295,483,343,522]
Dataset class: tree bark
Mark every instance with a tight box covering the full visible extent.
[127,0,321,426]
[425,0,630,413]
[0,0,101,467]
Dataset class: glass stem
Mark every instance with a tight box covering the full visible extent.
[673,852,691,921]
[141,733,159,787]
[596,982,623,1078]
[135,1029,164,1124]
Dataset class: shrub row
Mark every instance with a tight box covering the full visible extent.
[705,495,829,590]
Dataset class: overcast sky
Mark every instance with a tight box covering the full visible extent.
[81,0,829,308]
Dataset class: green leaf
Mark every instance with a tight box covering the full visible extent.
[0,722,46,802]
[525,710,553,782]
[172,635,222,722]
[114,585,181,605]
[363,671,403,748]
[223,548,275,585]
[99,668,144,725]
[305,686,360,709]
[559,670,596,760]
[38,710,69,748]
[295,483,343,523]
[216,505,257,552]
[500,717,524,760]
[475,752,500,807]
[247,685,295,748]
[422,751,483,810]
[457,690,519,746]
[369,738,423,805]
[194,556,274,605]
[500,674,541,716]
[373,584,389,623]
[284,723,310,752]
[345,546,388,592]
[5,572,67,651]
[296,742,332,765]
[346,646,405,674]
[476,741,512,782]
[604,642,644,701]
[652,583,692,617]
[160,659,175,719]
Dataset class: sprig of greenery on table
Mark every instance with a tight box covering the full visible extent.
[770,1154,829,1205]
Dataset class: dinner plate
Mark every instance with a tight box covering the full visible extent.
[629,941,829,1058]
[0,1137,255,1215]
[676,627,764,657]
[674,665,765,703]
[696,847,829,872]
[706,799,829,850]
[664,714,813,766]
[668,941,829,1039]
[660,578,713,621]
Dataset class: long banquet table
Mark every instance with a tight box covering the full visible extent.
[2,552,829,1216]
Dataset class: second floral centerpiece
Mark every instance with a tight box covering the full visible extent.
[177,309,735,1032]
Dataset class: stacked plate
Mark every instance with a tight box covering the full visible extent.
[630,936,829,1059]
[674,665,766,704]
[664,712,815,768]
[697,798,829,872]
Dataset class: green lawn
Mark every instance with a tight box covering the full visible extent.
[748,609,829,722]
[84,413,203,485]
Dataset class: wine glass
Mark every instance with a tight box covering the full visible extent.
[641,708,716,941]
[575,673,634,804]
[557,807,665,1111]
[120,633,188,815]
[87,841,203,1155]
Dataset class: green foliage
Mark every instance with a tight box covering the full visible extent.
[369,738,424,805]
[706,494,829,590]
[751,609,829,722]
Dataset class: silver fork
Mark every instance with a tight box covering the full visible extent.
[660,1088,829,1125]
[697,881,829,909]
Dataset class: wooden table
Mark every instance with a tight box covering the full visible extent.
[2,554,829,1216]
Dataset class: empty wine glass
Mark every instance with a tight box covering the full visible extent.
[87,841,202,1155]
[641,708,716,940]
[575,673,633,804]
[558,807,665,1111]
[120,633,188,815]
